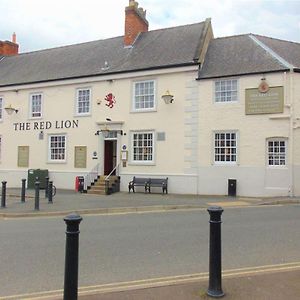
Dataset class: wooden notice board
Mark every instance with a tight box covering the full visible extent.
[74,146,87,168]
[18,146,29,167]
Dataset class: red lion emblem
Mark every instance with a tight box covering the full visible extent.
[105,93,116,108]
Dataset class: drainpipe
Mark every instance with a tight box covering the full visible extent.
[288,71,294,197]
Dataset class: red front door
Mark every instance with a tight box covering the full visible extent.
[104,140,116,175]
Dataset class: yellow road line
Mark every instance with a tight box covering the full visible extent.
[2,261,300,299]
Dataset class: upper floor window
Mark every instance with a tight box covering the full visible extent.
[30,93,42,118]
[76,88,91,115]
[214,131,237,163]
[0,97,3,120]
[267,139,286,166]
[133,80,155,111]
[132,131,154,163]
[48,134,66,162]
[215,79,238,102]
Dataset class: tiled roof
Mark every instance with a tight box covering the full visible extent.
[198,34,292,79]
[0,22,206,87]
[254,34,300,68]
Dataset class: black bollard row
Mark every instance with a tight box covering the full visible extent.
[34,181,40,211]
[21,178,26,203]
[64,213,82,300]
[207,206,224,298]
[1,181,7,208]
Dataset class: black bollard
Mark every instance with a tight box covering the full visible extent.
[45,177,49,199]
[63,213,82,300]
[21,179,26,203]
[48,181,53,204]
[207,206,224,298]
[34,181,40,211]
[1,181,7,208]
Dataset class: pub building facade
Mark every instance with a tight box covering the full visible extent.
[0,1,300,197]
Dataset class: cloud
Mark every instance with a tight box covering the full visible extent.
[0,0,299,53]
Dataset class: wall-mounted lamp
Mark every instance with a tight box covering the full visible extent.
[161,90,174,104]
[5,104,18,115]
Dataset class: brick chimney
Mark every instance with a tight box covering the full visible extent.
[124,0,149,47]
[0,33,19,56]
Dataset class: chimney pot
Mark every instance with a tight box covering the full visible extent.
[12,32,17,44]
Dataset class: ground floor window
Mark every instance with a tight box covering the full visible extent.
[214,131,237,163]
[132,131,154,163]
[49,134,66,162]
[267,139,286,166]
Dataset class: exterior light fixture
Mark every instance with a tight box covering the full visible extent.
[5,104,18,115]
[161,90,174,104]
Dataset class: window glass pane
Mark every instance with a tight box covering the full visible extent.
[77,89,90,114]
[49,135,66,161]
[214,132,237,163]
[267,139,286,166]
[132,132,154,162]
[134,81,155,110]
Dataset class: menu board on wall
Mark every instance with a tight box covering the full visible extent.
[74,146,87,168]
[245,86,284,115]
[18,146,29,167]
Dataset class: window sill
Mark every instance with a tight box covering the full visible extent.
[130,109,157,114]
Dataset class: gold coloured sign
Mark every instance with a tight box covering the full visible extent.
[18,146,29,167]
[74,146,87,168]
[245,86,284,115]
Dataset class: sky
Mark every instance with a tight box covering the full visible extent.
[0,0,299,53]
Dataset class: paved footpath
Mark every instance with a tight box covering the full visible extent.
[1,188,299,218]
[1,189,300,299]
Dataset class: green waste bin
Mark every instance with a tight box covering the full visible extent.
[27,169,49,189]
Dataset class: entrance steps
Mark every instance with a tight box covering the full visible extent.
[87,176,120,195]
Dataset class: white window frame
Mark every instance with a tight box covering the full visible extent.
[131,131,155,165]
[76,88,91,115]
[30,93,43,118]
[214,131,238,164]
[214,79,238,103]
[48,134,67,163]
[0,97,3,121]
[132,80,156,112]
[267,138,287,167]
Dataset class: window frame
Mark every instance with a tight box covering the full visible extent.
[214,79,238,103]
[132,80,156,112]
[130,130,155,165]
[76,88,91,116]
[213,131,238,165]
[29,93,43,119]
[48,134,67,163]
[267,138,287,167]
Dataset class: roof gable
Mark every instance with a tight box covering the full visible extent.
[198,34,289,79]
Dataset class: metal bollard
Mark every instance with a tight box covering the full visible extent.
[48,181,53,204]
[207,206,224,298]
[1,181,7,208]
[34,181,40,211]
[45,177,49,199]
[63,213,82,300]
[21,179,26,203]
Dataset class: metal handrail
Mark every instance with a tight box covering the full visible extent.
[105,163,120,181]
[84,163,99,190]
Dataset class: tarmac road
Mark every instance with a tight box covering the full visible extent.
[0,205,300,298]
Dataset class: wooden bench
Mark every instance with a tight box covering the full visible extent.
[128,177,149,193]
[147,178,168,194]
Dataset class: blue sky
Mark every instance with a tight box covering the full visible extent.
[0,0,299,53]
